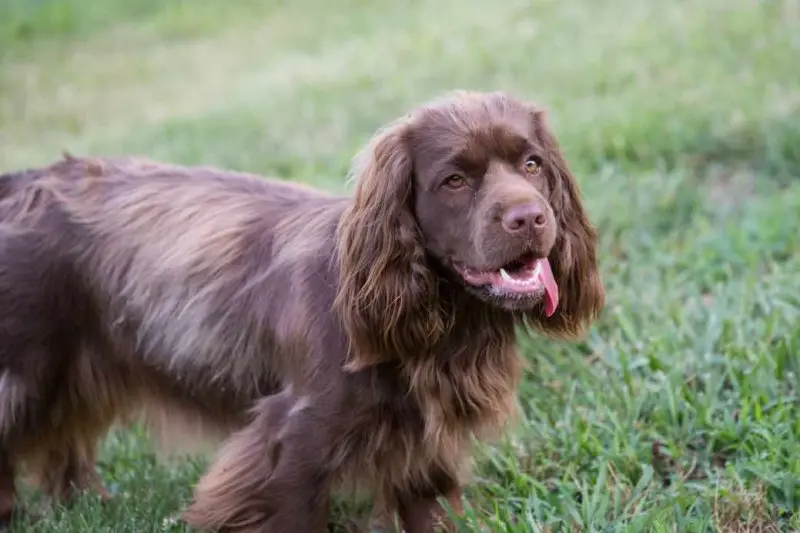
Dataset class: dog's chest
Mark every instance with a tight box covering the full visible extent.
[353,349,521,490]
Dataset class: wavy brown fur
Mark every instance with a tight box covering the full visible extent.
[0,91,603,532]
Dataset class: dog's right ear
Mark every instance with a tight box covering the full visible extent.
[334,119,444,371]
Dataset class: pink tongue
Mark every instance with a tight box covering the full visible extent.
[538,258,559,317]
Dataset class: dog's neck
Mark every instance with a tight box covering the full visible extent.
[397,285,523,440]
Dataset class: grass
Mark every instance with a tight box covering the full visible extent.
[1,0,799,531]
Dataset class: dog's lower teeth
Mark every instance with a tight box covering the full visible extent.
[498,265,542,288]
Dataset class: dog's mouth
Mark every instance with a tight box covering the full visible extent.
[453,252,559,316]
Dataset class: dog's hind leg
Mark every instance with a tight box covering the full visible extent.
[0,360,67,526]
[34,350,130,507]
[0,225,108,519]
[38,437,111,505]
[0,366,37,528]
[0,450,17,527]
[0,357,118,516]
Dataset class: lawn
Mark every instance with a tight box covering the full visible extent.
[1,0,799,531]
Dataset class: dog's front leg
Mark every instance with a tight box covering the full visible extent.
[183,390,334,533]
[396,480,464,533]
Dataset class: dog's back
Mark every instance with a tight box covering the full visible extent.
[0,151,346,394]
[0,165,53,219]
[0,168,43,198]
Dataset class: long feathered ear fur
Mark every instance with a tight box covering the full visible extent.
[527,108,605,338]
[334,119,445,371]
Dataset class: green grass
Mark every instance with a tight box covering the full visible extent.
[1,0,799,531]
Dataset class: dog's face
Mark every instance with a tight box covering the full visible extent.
[337,90,604,365]
[407,94,560,313]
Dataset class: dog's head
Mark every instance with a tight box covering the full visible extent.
[336,91,604,368]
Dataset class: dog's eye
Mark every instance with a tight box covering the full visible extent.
[442,175,467,190]
[524,156,542,174]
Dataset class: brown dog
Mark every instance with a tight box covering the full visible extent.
[0,91,604,532]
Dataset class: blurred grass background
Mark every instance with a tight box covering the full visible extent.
[1,0,799,531]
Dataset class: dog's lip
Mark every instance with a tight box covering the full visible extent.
[451,253,559,316]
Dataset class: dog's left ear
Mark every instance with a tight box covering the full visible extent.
[527,107,605,338]
[334,119,445,371]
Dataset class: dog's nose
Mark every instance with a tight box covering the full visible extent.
[501,204,547,234]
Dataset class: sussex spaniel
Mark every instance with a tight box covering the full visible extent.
[0,90,604,532]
